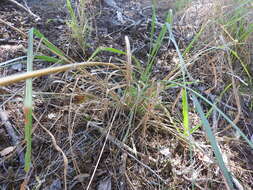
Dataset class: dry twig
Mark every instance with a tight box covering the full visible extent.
[39,125,68,190]
[7,0,41,20]
[0,18,27,37]
[0,109,24,164]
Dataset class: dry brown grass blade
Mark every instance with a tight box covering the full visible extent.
[0,18,27,37]
[125,36,133,86]
[172,88,182,112]
[86,108,120,190]
[78,68,123,106]
[67,77,86,189]
[0,62,119,86]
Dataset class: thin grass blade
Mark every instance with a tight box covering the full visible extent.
[88,46,143,75]
[191,95,234,189]
[182,88,189,136]
[33,29,72,63]
[24,28,34,172]
[142,10,173,82]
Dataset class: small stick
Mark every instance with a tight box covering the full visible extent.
[0,109,25,164]
[39,125,68,190]
[0,18,27,37]
[7,0,41,20]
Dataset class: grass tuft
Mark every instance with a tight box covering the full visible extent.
[66,0,90,54]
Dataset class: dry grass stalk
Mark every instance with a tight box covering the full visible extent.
[0,62,119,86]
[40,125,68,190]
[86,108,120,190]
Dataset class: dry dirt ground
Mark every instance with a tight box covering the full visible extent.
[0,0,253,189]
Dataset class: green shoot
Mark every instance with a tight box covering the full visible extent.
[141,10,173,82]
[182,88,189,136]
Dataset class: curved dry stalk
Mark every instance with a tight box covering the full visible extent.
[0,62,119,86]
[40,125,68,190]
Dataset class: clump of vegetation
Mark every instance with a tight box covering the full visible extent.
[66,0,91,54]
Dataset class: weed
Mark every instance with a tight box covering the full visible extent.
[66,0,90,54]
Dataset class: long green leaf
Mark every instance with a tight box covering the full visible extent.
[182,88,189,136]
[66,0,76,22]
[192,95,234,189]
[88,47,126,61]
[147,0,157,64]
[35,55,61,63]
[88,46,143,76]
[24,28,34,172]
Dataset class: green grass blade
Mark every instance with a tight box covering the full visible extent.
[230,49,251,78]
[147,0,157,64]
[166,22,189,80]
[148,11,171,62]
[142,10,173,82]
[190,83,232,134]
[182,88,189,136]
[24,28,34,172]
[88,47,126,61]
[33,29,72,63]
[163,80,253,149]
[191,95,234,189]
[183,23,207,56]
[35,55,61,63]
[66,0,76,22]
[88,46,143,74]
